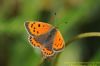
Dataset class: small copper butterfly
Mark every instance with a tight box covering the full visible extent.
[24,21,65,58]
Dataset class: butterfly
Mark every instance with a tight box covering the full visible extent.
[24,21,65,58]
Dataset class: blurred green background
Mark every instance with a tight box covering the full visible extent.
[0,0,100,66]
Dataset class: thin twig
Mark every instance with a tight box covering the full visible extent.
[65,32,100,47]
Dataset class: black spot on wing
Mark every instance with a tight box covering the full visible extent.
[38,24,40,27]
[31,24,33,28]
[25,22,36,36]
[33,30,35,32]
[37,31,39,34]
[59,38,60,41]
[34,27,36,29]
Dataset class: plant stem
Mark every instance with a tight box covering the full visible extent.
[65,32,100,47]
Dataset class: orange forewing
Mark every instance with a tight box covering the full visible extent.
[53,31,65,51]
[25,21,52,36]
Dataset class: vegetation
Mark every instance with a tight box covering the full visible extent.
[0,0,100,66]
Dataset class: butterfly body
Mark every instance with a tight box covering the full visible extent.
[25,21,65,58]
